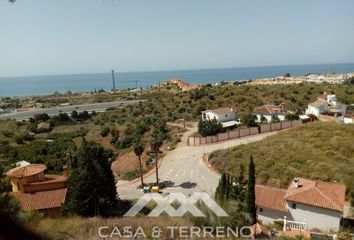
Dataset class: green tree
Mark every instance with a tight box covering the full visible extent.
[241,113,258,127]
[231,164,246,202]
[71,110,79,119]
[198,118,223,137]
[100,127,110,137]
[285,113,299,121]
[133,139,145,187]
[150,129,163,185]
[246,156,256,224]
[0,167,21,217]
[65,140,117,217]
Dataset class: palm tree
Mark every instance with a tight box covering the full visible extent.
[150,129,163,185]
[133,139,145,187]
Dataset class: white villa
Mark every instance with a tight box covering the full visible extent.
[305,99,328,117]
[254,104,286,123]
[201,107,238,128]
[256,177,346,232]
[306,93,346,118]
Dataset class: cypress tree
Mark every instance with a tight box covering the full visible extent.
[246,156,256,224]
[231,163,246,202]
[65,141,117,217]
[215,172,227,202]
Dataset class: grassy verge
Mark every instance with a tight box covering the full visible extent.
[210,121,354,201]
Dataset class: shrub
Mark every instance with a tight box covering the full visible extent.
[198,118,223,137]
[100,127,110,137]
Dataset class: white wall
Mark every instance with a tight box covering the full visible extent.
[256,114,262,122]
[217,112,236,122]
[203,111,219,121]
[278,114,286,121]
[256,114,285,123]
[257,207,292,225]
[286,202,342,232]
[202,111,235,122]
[306,105,320,117]
[344,117,353,124]
[264,115,273,123]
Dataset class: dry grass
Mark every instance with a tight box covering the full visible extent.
[210,121,354,200]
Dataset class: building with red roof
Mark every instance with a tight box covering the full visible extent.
[6,164,68,217]
[256,177,346,232]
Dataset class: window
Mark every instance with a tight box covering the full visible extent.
[225,114,228,117]
[259,208,263,212]
[291,203,297,209]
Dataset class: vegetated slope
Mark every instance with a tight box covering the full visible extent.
[210,122,354,198]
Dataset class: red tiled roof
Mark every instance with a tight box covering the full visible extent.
[256,178,346,212]
[207,107,233,115]
[10,188,67,211]
[284,178,346,212]
[256,185,288,212]
[254,105,284,114]
[6,164,46,178]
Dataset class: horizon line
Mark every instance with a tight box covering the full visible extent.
[1,62,354,79]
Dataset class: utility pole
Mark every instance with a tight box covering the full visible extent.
[111,70,116,93]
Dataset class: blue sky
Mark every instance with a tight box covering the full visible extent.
[1,0,354,77]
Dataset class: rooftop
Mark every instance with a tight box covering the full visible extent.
[6,164,46,178]
[256,185,288,212]
[10,188,67,211]
[285,178,346,212]
[256,178,346,212]
[309,99,327,108]
[202,107,234,115]
[254,104,284,114]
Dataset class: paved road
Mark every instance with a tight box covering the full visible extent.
[0,100,142,121]
[117,125,279,199]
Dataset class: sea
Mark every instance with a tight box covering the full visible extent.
[1,63,354,97]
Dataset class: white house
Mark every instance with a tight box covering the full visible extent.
[306,93,347,118]
[256,177,346,232]
[254,104,286,123]
[305,99,328,117]
[201,107,238,128]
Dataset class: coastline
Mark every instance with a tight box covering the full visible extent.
[1,63,354,98]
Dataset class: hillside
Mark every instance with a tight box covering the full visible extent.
[1,83,354,178]
[210,122,354,200]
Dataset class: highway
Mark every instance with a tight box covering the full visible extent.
[0,100,142,121]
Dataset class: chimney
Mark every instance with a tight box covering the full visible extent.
[293,177,300,188]
[63,165,68,177]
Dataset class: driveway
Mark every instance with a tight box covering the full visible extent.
[117,124,278,199]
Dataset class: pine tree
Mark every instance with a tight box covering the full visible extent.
[65,141,117,217]
[246,156,256,224]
